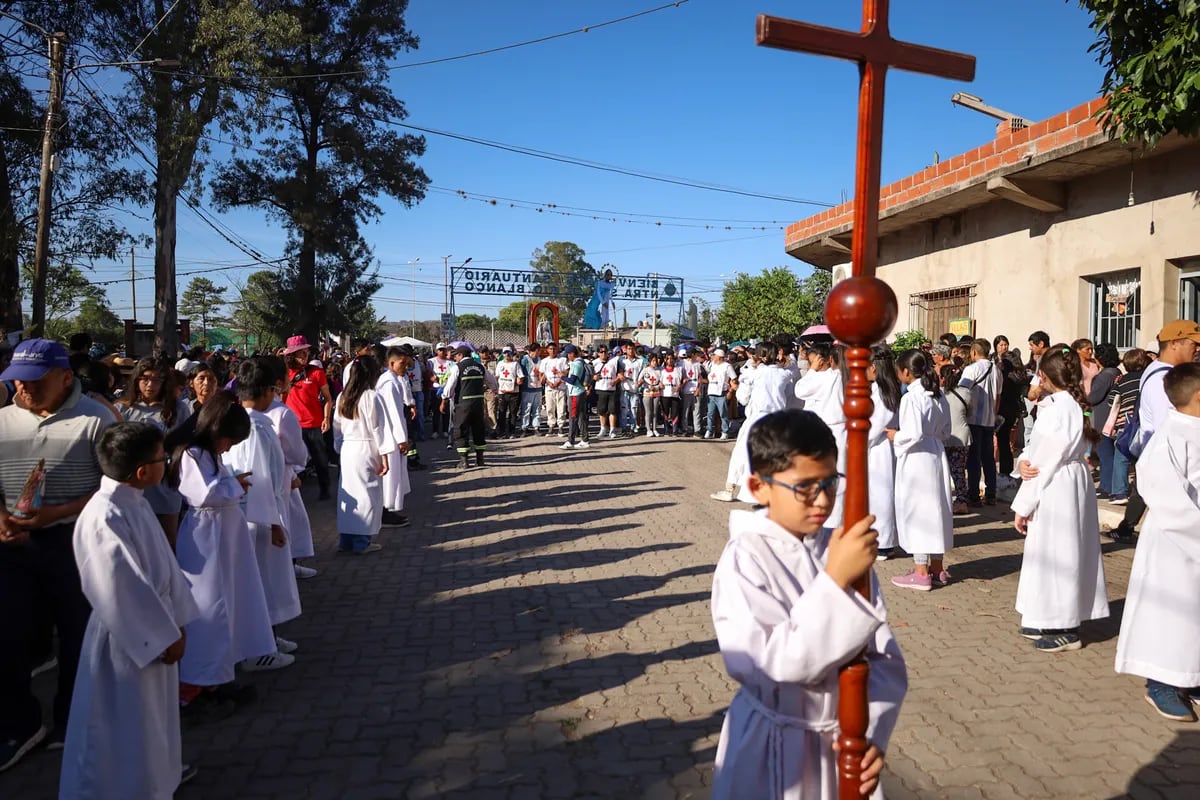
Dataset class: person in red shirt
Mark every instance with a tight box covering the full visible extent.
[283,336,334,500]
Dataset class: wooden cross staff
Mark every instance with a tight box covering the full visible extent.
[756,2,974,797]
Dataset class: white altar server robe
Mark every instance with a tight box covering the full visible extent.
[795,370,847,526]
[711,510,906,800]
[1011,391,1109,629]
[334,389,391,536]
[893,389,954,557]
[60,477,200,800]
[265,399,315,559]
[868,384,899,551]
[226,411,301,625]
[1115,409,1200,687]
[376,371,411,511]
[176,448,276,685]
[730,366,800,502]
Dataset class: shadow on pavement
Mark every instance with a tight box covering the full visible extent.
[1109,729,1200,799]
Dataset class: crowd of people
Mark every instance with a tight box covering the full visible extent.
[2,315,1199,797]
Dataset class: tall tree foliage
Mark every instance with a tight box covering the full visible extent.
[715,267,831,341]
[85,0,295,355]
[1077,0,1200,142]
[179,276,227,345]
[211,0,428,345]
[528,241,594,332]
[229,269,286,350]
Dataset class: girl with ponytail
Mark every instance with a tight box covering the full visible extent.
[889,349,954,591]
[1010,346,1109,653]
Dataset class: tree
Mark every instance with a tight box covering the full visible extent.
[345,301,385,342]
[86,1,297,354]
[454,313,494,329]
[19,260,106,341]
[229,270,286,351]
[1078,1,1200,142]
[496,301,529,333]
[715,267,830,341]
[72,295,125,348]
[211,0,428,347]
[890,330,929,352]
[179,277,227,346]
[528,241,594,332]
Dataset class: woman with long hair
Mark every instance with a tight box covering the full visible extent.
[890,349,954,591]
[1012,347,1109,652]
[333,356,392,554]
[869,345,902,558]
[119,357,191,547]
[1088,343,1123,500]
[1072,337,1102,396]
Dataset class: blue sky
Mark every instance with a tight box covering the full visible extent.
[79,0,1105,329]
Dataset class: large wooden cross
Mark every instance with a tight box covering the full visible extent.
[756,3,974,797]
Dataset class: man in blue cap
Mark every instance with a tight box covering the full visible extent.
[0,339,115,768]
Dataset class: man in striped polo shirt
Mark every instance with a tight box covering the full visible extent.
[0,339,114,770]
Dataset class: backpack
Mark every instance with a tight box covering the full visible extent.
[1115,360,1167,461]
[580,358,595,390]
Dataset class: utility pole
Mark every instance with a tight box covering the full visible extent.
[442,254,452,315]
[130,246,137,322]
[30,31,66,338]
[651,272,659,347]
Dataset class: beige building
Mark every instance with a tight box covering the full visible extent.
[786,97,1200,349]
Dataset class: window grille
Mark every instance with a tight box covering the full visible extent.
[908,285,975,340]
[1088,269,1141,349]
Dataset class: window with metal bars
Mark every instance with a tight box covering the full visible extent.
[1087,269,1141,349]
[908,285,975,341]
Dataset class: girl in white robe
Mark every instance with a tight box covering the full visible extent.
[62,429,199,800]
[1011,347,1108,652]
[174,392,278,686]
[890,349,954,592]
[334,357,392,554]
[376,352,411,514]
[794,344,847,527]
[867,346,901,556]
[711,410,906,800]
[264,396,317,567]
[1115,402,1200,711]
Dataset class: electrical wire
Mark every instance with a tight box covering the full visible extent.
[128,0,182,59]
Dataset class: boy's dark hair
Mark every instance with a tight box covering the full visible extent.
[1094,342,1121,370]
[386,346,406,363]
[1164,363,1200,409]
[1121,347,1149,373]
[236,357,275,402]
[806,342,832,362]
[1028,330,1050,348]
[97,421,164,481]
[69,332,92,352]
[971,338,991,358]
[748,409,837,476]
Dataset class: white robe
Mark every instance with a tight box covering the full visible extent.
[61,478,199,800]
[1115,409,1200,686]
[226,410,301,626]
[730,366,800,502]
[868,384,899,551]
[264,400,315,559]
[375,371,411,511]
[1011,391,1109,629]
[176,448,276,685]
[893,389,954,557]
[711,510,907,800]
[795,370,847,527]
[333,389,391,536]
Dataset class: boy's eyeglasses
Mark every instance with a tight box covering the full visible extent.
[758,473,842,503]
[124,454,170,481]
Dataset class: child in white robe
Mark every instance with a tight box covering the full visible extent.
[377,347,412,527]
[1011,347,1109,653]
[226,359,302,664]
[711,409,906,800]
[1115,362,1200,721]
[867,346,901,559]
[264,364,317,579]
[334,356,391,554]
[175,391,281,696]
[890,349,954,591]
[61,422,199,800]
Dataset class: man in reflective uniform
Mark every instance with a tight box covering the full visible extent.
[441,346,487,468]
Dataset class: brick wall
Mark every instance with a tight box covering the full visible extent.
[785,97,1108,248]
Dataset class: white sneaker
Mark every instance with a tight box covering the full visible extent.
[720,433,730,441]
[598,427,609,437]
[557,431,567,437]
[704,431,714,439]
[608,431,618,439]
[575,440,590,449]
[274,636,298,654]
[560,441,575,450]
[293,563,318,579]
[710,490,736,502]
[240,652,295,672]
[652,430,660,437]
[646,431,654,438]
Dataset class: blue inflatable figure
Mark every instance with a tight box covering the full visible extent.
[584,268,617,329]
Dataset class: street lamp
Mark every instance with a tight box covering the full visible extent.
[443,255,471,315]
[408,258,420,337]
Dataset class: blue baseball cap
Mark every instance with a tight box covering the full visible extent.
[562,344,578,355]
[0,338,71,381]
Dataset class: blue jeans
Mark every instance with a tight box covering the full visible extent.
[1097,434,1114,495]
[412,392,426,441]
[966,424,997,500]
[708,395,730,436]
[1110,441,1131,497]
[338,533,373,553]
[520,389,542,430]
[622,390,640,430]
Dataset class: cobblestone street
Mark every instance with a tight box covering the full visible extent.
[3,433,1198,799]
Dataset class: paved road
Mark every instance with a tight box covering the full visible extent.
[2,432,1197,799]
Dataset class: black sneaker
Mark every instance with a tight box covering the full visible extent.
[1018,626,1067,640]
[983,494,997,506]
[181,763,199,785]
[0,725,47,772]
[180,692,237,725]
[1103,526,1137,544]
[382,511,410,528]
[1034,632,1082,652]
